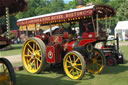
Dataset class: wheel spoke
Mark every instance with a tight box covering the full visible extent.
[34,60,37,69]
[28,49,33,54]
[37,60,39,69]
[72,68,75,77]
[75,58,79,63]
[76,70,79,75]
[3,64,8,72]
[69,68,74,73]
[67,60,72,64]
[38,50,41,52]
[25,55,31,57]
[67,65,72,68]
[74,66,81,72]
[36,51,41,56]
[28,43,33,51]
[73,55,75,62]
[68,56,72,62]
[97,63,102,67]
[27,57,33,64]
[35,56,41,62]
[91,64,95,71]
[4,67,8,72]
[36,44,38,50]
[97,60,102,64]
[33,43,35,51]
[96,64,99,70]
[2,64,5,71]
[75,64,82,66]
[30,60,35,67]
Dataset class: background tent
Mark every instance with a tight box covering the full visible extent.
[115,21,128,41]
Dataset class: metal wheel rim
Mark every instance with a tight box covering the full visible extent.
[22,39,42,73]
[64,52,83,79]
[86,50,104,74]
[0,62,11,85]
[108,58,114,66]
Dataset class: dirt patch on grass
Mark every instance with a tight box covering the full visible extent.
[119,41,128,46]
[1,54,22,64]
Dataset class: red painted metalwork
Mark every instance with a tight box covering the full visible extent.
[0,36,10,45]
[64,41,75,52]
[107,58,114,66]
[63,32,68,39]
[51,35,62,44]
[82,32,95,39]
[77,39,96,46]
[46,46,55,63]
[35,35,42,40]
[55,44,62,63]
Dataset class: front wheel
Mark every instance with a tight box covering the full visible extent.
[0,58,16,85]
[22,37,46,74]
[86,48,106,74]
[63,51,86,80]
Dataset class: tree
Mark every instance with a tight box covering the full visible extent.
[64,0,76,10]
[50,0,64,12]
[116,0,128,21]
[64,0,104,10]
[16,0,65,19]
[10,16,19,30]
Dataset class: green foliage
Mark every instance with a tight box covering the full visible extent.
[64,0,76,10]
[16,0,64,19]
[0,16,18,30]
[50,0,64,12]
[10,16,19,30]
[84,0,103,4]
[116,0,128,21]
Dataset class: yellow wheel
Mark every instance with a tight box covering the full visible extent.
[22,37,46,74]
[86,48,106,74]
[0,58,16,85]
[63,51,86,80]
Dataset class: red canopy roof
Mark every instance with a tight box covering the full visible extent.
[17,5,116,26]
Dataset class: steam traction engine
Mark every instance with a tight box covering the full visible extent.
[17,5,116,80]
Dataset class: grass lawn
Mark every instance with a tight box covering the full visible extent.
[0,44,22,56]
[14,45,128,85]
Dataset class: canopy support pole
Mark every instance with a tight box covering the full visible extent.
[109,17,111,29]
[35,24,37,35]
[91,16,96,35]
[105,15,108,31]
[50,24,52,35]
[5,7,10,39]
[96,14,99,37]
[26,25,28,37]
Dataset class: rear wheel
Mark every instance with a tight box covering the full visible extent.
[22,37,46,74]
[107,57,117,66]
[86,48,106,74]
[63,51,86,80]
[0,58,16,85]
